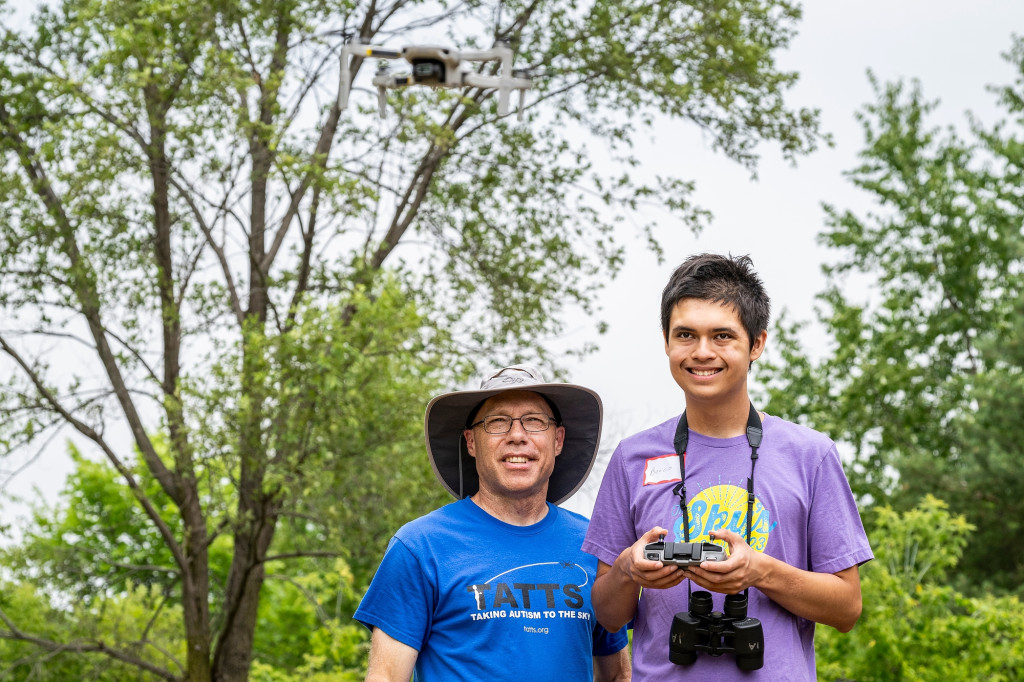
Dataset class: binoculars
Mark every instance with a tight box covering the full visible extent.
[669,590,764,670]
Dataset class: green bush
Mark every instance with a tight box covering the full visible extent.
[817,496,1024,680]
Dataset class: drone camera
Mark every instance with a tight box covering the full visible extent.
[411,59,446,84]
[403,46,461,86]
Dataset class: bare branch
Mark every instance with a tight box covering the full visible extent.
[260,91,342,274]
[139,591,186,674]
[284,185,320,328]
[0,331,188,579]
[0,417,65,495]
[264,573,330,625]
[168,174,246,326]
[0,98,187,513]
[0,608,178,681]
[366,108,471,271]
[262,550,346,563]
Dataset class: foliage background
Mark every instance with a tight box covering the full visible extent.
[3,1,1024,680]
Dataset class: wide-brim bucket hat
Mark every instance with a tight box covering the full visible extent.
[424,365,603,505]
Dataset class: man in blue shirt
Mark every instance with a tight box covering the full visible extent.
[356,365,630,681]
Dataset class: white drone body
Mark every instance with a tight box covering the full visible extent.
[339,39,532,120]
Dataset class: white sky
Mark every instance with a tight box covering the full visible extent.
[4,1,1024,519]
[560,0,1024,514]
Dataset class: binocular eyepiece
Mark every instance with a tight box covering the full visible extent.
[669,591,764,670]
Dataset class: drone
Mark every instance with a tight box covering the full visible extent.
[339,39,532,120]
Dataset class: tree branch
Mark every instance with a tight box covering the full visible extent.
[284,184,320,329]
[0,98,187,512]
[262,550,346,563]
[0,331,189,578]
[168,174,247,326]
[0,608,178,681]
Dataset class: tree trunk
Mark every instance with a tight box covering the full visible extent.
[212,496,278,681]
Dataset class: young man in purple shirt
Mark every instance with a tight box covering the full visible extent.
[583,253,873,680]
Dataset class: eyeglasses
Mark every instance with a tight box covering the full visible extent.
[470,413,558,434]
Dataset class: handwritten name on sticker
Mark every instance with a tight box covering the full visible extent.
[643,454,681,486]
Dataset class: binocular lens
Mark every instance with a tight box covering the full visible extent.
[688,590,713,616]
[723,593,747,619]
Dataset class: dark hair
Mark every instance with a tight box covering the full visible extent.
[660,253,770,349]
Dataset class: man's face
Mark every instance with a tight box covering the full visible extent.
[664,298,766,407]
[464,390,565,503]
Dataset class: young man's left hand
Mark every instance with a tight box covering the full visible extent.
[682,528,865,632]
[681,528,767,594]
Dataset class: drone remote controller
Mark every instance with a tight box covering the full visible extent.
[644,540,726,567]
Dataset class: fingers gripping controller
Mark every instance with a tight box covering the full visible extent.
[644,540,726,567]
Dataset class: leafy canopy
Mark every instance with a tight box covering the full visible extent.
[760,39,1024,595]
[0,0,824,678]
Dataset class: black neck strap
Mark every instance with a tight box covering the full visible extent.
[672,403,763,545]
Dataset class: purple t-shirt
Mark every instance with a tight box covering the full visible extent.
[583,413,873,681]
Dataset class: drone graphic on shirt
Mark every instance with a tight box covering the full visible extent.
[339,39,532,119]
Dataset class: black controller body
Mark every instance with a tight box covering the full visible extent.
[644,540,726,567]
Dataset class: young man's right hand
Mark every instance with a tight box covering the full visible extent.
[616,527,690,589]
[592,527,689,632]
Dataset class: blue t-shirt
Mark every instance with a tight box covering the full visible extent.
[355,497,627,680]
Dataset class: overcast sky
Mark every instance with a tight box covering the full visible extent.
[559,0,1024,513]
[4,1,1024,519]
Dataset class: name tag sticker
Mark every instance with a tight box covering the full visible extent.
[643,454,681,486]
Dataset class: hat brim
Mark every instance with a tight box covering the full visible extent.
[424,383,602,505]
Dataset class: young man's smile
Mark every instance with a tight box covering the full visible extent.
[664,298,766,407]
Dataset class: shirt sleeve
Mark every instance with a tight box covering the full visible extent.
[806,444,875,574]
[582,443,638,567]
[353,535,433,651]
[591,618,629,656]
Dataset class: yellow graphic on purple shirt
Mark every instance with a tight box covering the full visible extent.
[673,484,775,553]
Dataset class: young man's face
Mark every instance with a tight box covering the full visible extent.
[664,299,767,407]
[464,390,565,503]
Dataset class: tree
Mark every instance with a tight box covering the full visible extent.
[0,0,824,678]
[815,496,1024,681]
[0,443,370,680]
[760,40,1024,594]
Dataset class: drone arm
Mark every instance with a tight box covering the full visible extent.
[457,48,505,62]
[463,45,526,117]
[498,84,510,117]
[462,73,531,116]
[339,41,402,110]
[461,74,531,89]
[339,46,354,110]
[363,47,401,59]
